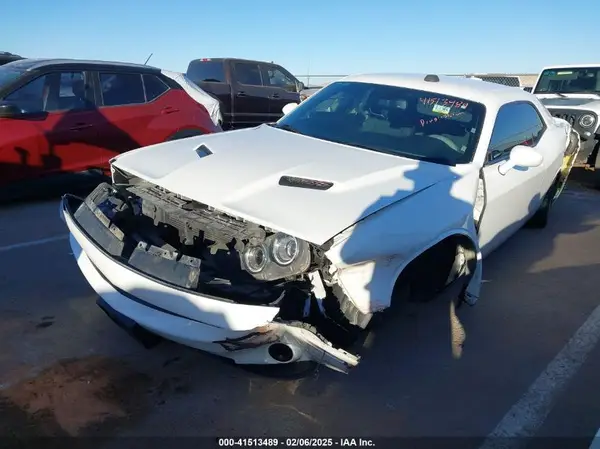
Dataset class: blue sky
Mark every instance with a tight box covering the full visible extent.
[3,0,593,78]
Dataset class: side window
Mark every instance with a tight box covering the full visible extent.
[266,66,297,91]
[4,75,48,113]
[4,71,91,113]
[234,63,263,86]
[100,72,145,106]
[52,72,90,111]
[487,103,545,163]
[186,61,226,83]
[143,74,169,101]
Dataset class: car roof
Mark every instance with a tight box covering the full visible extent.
[3,58,160,72]
[188,57,277,65]
[339,73,534,109]
[539,63,600,70]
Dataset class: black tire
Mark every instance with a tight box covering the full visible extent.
[526,179,559,229]
[165,128,204,142]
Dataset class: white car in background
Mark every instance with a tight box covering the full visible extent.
[162,70,223,128]
[60,73,579,373]
[532,64,600,186]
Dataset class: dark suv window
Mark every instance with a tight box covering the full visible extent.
[487,102,545,163]
[143,74,169,101]
[100,72,145,106]
[186,60,226,83]
[234,62,263,86]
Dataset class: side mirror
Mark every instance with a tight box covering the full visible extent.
[297,81,305,92]
[282,102,298,115]
[498,145,543,175]
[0,102,23,119]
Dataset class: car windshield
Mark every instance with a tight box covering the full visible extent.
[534,67,600,95]
[0,66,24,91]
[274,81,486,165]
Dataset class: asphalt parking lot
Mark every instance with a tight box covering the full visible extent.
[1,175,600,449]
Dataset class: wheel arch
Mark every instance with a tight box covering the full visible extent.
[389,230,479,303]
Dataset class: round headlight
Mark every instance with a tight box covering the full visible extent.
[271,233,299,266]
[242,244,268,273]
[579,114,595,128]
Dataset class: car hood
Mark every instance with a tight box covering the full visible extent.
[112,125,460,245]
[539,96,600,110]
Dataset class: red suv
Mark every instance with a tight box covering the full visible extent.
[0,58,220,200]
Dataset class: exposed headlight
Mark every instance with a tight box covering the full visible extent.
[271,234,299,266]
[579,114,596,128]
[241,232,311,281]
[242,244,268,273]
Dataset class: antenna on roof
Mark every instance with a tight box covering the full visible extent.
[143,53,153,65]
[306,54,311,88]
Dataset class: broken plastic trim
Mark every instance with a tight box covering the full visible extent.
[63,194,240,305]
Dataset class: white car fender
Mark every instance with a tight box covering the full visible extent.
[324,172,482,315]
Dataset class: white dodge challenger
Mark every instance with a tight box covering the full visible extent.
[60,73,580,373]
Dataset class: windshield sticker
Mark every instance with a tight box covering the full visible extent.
[419,97,470,108]
[432,104,451,115]
[420,97,440,105]
[420,110,466,127]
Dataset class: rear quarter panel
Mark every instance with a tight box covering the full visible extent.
[151,90,218,136]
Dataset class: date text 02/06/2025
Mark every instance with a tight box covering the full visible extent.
[217,438,376,447]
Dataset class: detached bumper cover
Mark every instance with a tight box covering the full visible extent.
[556,131,582,198]
[60,195,359,373]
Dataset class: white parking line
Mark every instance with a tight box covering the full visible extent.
[0,234,69,253]
[589,428,600,449]
[478,303,600,449]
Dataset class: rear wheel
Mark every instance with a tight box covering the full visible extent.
[526,178,559,229]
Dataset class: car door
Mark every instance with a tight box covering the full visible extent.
[93,71,152,155]
[230,61,271,127]
[262,63,301,122]
[41,70,107,173]
[1,69,103,182]
[477,102,550,257]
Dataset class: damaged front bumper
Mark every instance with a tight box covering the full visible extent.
[60,194,359,373]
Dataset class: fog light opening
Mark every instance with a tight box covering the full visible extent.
[268,343,294,363]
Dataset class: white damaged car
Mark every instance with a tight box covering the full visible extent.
[60,73,580,373]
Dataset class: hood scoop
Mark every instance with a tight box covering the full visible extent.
[195,144,213,158]
[278,175,334,191]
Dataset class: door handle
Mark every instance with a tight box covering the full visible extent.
[236,91,247,97]
[270,93,280,99]
[161,107,180,115]
[69,123,93,131]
